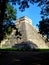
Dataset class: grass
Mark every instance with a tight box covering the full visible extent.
[0,48,49,51]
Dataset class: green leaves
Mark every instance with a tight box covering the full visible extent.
[2,2,17,39]
[4,3,17,21]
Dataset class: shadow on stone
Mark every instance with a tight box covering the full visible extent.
[12,41,38,49]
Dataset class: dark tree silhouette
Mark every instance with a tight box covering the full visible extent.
[40,1,49,16]
[38,18,49,42]
[0,0,49,20]
[0,2,17,42]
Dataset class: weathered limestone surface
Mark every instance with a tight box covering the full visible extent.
[1,16,49,48]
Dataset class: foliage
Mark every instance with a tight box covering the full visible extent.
[11,0,49,16]
[3,3,17,35]
[38,18,49,42]
[0,0,49,16]
[4,3,16,21]
[0,2,17,42]
[40,0,49,17]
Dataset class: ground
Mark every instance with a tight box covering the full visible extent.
[0,50,49,65]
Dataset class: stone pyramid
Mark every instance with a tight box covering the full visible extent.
[1,16,49,48]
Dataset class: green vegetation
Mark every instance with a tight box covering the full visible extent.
[0,2,17,42]
[3,3,17,35]
[0,48,49,51]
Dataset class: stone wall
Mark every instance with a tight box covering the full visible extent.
[25,22,48,48]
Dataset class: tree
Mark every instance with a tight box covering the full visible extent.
[0,2,17,42]
[40,0,49,17]
[0,0,49,18]
[3,3,17,34]
[38,18,49,42]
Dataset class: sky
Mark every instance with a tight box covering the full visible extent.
[14,3,42,29]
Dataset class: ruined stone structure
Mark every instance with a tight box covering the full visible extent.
[1,16,49,48]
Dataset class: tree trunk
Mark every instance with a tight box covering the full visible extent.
[0,0,7,42]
